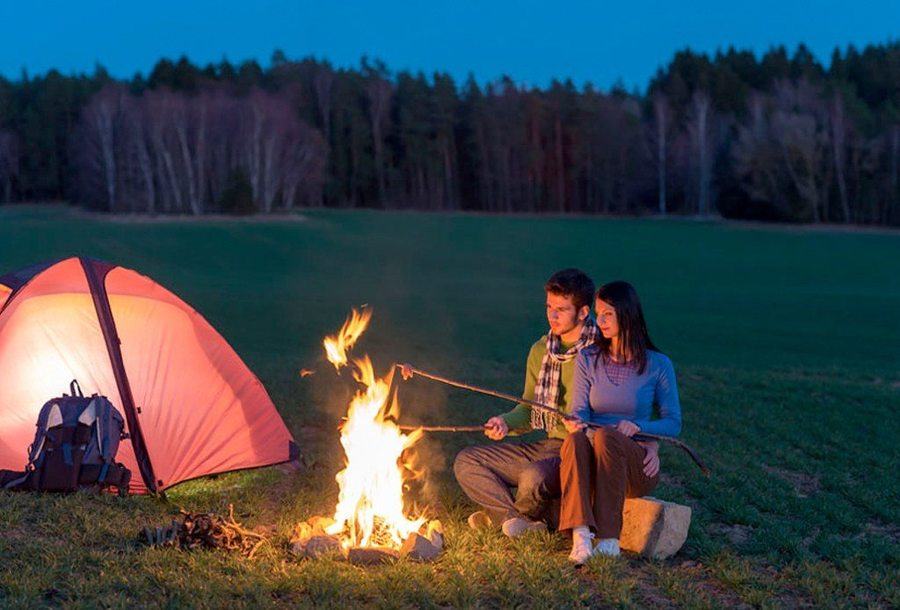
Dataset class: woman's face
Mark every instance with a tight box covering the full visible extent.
[595,298,619,339]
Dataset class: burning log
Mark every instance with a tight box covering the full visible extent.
[290,309,448,565]
[314,309,436,557]
[291,515,446,563]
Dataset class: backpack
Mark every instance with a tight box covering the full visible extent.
[0,380,131,496]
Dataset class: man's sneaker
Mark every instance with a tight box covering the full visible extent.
[568,526,595,565]
[501,517,547,538]
[594,537,621,557]
[466,510,493,530]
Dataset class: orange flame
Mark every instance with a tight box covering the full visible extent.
[323,310,425,549]
[323,307,372,371]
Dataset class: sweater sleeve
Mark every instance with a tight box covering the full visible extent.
[500,342,541,432]
[569,350,593,423]
[635,356,682,437]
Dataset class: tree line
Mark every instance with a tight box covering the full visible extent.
[0,43,898,224]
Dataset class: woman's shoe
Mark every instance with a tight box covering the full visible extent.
[594,538,621,557]
[568,526,595,565]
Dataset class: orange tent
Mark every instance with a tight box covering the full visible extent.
[0,257,298,494]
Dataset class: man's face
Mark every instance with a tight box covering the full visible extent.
[595,298,619,339]
[546,292,585,336]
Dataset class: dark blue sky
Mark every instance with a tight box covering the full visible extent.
[1,1,897,90]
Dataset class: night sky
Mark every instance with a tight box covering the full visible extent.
[1,1,897,89]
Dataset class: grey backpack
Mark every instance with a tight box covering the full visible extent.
[1,380,131,495]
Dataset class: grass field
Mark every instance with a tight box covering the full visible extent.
[0,204,897,608]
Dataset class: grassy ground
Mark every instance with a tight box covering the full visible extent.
[0,204,897,608]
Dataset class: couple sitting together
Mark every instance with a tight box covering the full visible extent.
[445,269,681,564]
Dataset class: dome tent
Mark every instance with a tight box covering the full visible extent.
[0,257,298,494]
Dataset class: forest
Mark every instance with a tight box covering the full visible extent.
[0,43,898,224]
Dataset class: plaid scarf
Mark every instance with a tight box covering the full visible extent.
[530,319,599,432]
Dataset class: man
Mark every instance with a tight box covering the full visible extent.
[451,268,600,537]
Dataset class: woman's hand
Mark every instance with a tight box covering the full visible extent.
[398,363,414,380]
[641,442,660,478]
[563,416,587,434]
[615,420,641,437]
[484,416,509,441]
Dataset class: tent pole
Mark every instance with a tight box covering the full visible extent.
[82,259,160,494]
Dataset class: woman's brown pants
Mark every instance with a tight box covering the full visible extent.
[559,428,659,539]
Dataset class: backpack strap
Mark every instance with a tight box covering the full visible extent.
[70,380,84,398]
[27,402,62,467]
[77,399,98,427]
[1,470,31,490]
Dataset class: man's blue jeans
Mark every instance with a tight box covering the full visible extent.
[453,438,562,525]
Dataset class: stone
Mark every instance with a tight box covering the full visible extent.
[619,496,692,559]
[400,532,441,562]
[290,531,341,559]
[424,520,444,550]
[346,546,400,565]
[303,535,342,559]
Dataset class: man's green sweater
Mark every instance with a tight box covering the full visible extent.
[499,336,576,440]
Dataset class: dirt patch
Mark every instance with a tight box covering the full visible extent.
[762,465,820,497]
[630,565,678,608]
[708,523,753,545]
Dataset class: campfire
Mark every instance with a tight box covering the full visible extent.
[291,308,444,564]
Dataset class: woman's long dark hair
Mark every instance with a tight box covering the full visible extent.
[594,281,660,374]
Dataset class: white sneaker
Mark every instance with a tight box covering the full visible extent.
[466,510,493,530]
[594,537,620,557]
[501,517,547,538]
[567,526,595,565]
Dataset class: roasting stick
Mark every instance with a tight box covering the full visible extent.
[399,424,488,433]
[394,364,710,476]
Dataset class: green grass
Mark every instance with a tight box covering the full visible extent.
[0,204,897,608]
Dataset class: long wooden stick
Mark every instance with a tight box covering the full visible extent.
[399,424,488,433]
[396,364,710,476]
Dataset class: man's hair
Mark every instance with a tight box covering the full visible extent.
[544,268,595,310]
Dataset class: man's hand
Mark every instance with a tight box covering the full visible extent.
[615,420,640,437]
[563,416,586,434]
[484,416,508,441]
[399,363,414,380]
[641,442,660,478]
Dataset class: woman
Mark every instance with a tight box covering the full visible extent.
[559,281,682,563]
